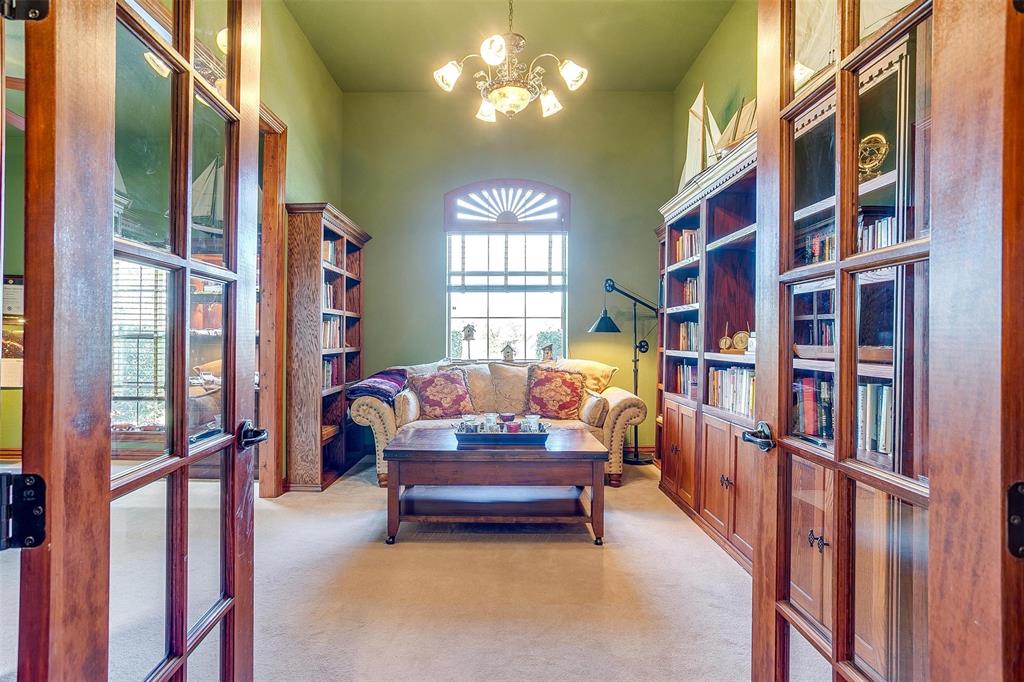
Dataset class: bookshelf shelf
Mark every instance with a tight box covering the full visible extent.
[702,403,755,430]
[287,202,371,492]
[666,255,701,274]
[705,352,756,365]
[666,349,699,359]
[707,223,756,252]
[666,303,700,316]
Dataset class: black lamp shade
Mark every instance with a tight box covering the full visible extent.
[588,308,621,333]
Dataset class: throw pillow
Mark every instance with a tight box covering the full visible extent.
[554,358,619,393]
[527,366,586,420]
[580,390,610,427]
[408,369,474,419]
[489,362,530,414]
[440,362,497,413]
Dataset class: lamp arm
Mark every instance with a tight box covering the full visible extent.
[604,278,658,314]
[528,53,561,72]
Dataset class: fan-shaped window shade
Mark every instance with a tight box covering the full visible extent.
[444,179,570,232]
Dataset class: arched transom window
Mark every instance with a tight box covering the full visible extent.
[444,179,569,361]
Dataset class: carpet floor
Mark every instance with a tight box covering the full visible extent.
[3,456,833,681]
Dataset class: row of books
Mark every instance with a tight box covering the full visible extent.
[322,240,341,267]
[792,376,835,441]
[678,321,700,352]
[674,231,700,262]
[675,364,699,401]
[323,356,344,390]
[322,317,342,349]
[322,282,337,309]
[800,230,836,265]
[679,277,698,305]
[707,366,756,417]
[858,215,898,252]
[857,381,894,455]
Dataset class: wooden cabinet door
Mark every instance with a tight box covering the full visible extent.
[728,425,758,560]
[700,414,732,536]
[789,456,827,626]
[660,399,680,491]
[853,483,892,679]
[674,402,698,509]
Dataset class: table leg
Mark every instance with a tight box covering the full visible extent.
[386,462,400,544]
[591,460,605,545]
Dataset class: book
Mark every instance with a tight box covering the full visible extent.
[707,366,755,416]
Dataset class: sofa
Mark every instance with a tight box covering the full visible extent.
[350,359,647,488]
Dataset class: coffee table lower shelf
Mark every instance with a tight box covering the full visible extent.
[398,485,594,525]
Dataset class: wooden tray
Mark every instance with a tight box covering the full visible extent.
[454,430,550,448]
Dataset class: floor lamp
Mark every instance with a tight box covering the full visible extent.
[588,277,657,465]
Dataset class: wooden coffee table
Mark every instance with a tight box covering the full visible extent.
[383,427,609,545]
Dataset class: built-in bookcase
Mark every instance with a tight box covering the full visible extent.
[656,134,759,568]
[286,202,370,491]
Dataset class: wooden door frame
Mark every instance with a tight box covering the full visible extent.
[17,0,262,679]
[19,2,116,678]
[257,103,287,498]
[754,0,1024,679]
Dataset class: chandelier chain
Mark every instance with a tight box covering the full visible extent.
[508,0,513,32]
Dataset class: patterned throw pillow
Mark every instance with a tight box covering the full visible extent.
[408,369,475,419]
[527,366,586,419]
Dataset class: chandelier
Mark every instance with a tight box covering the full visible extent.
[432,0,589,121]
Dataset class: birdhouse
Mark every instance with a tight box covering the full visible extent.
[461,324,476,342]
[501,343,516,362]
[541,343,554,362]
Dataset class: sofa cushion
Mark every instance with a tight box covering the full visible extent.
[527,366,586,419]
[440,362,496,413]
[403,360,444,377]
[407,369,474,419]
[489,362,530,414]
[554,358,619,393]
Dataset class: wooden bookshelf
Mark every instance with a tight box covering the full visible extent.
[286,202,370,491]
[656,134,759,570]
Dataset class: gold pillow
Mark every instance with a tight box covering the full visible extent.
[440,362,495,413]
[554,358,619,393]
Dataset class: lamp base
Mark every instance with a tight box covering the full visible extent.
[623,453,653,466]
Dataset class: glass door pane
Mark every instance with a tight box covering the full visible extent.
[790,278,836,450]
[189,276,226,444]
[853,482,929,681]
[191,96,229,266]
[794,0,838,90]
[856,19,932,253]
[789,454,833,639]
[853,263,929,484]
[792,104,837,268]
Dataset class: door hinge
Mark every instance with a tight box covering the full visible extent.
[0,473,46,551]
[1009,482,1024,558]
[1,0,48,21]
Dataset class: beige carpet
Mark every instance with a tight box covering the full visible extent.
[252,458,757,681]
[2,456,833,681]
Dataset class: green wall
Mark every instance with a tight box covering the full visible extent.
[340,90,674,445]
[261,0,345,206]
[672,0,758,183]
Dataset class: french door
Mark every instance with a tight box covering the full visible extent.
[752,0,1024,679]
[13,1,262,679]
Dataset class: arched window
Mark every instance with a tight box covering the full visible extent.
[444,179,569,361]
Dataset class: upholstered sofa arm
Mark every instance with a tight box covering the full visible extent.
[349,395,398,487]
[393,389,420,427]
[599,386,648,481]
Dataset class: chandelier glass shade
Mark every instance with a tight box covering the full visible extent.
[433,0,588,121]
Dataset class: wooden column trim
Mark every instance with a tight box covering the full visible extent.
[257,107,287,498]
[19,1,117,678]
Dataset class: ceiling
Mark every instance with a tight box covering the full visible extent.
[283,0,736,92]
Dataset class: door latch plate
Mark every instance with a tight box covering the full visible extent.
[1009,482,1024,558]
[0,473,46,551]
[1,0,49,21]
